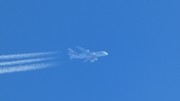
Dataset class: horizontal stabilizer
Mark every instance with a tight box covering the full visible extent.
[68,48,78,59]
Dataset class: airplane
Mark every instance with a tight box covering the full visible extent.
[68,46,108,62]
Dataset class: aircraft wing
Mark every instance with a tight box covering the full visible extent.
[83,57,97,62]
[76,46,91,55]
[76,46,87,52]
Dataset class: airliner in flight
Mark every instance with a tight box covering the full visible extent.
[68,46,108,62]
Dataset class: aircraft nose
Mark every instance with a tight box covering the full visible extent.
[104,52,108,55]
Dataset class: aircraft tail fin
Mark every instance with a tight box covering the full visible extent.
[68,48,78,59]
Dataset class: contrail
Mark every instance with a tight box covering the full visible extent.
[0,57,55,66]
[0,51,59,60]
[0,63,57,74]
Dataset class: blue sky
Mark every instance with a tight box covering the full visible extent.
[0,0,180,101]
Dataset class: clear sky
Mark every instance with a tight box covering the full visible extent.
[0,0,180,101]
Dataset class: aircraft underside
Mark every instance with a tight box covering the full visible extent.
[68,46,108,62]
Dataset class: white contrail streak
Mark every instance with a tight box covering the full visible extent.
[0,57,55,66]
[0,63,57,74]
[0,51,59,60]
